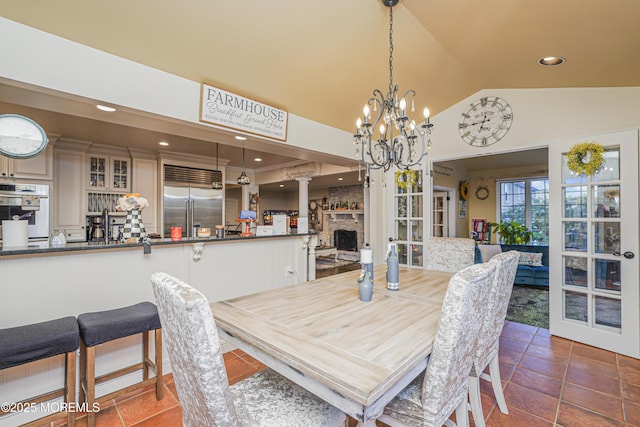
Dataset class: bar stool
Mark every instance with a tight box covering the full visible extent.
[77,302,163,427]
[0,316,79,427]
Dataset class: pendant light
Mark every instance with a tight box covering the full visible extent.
[212,143,223,189]
[237,148,250,185]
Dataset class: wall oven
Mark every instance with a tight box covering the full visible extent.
[0,183,50,240]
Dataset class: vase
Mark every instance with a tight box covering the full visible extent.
[122,209,146,241]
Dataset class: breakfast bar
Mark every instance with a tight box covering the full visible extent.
[0,233,314,426]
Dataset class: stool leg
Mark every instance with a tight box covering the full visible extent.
[143,331,150,381]
[65,350,76,427]
[86,345,96,427]
[79,342,87,404]
[155,328,163,400]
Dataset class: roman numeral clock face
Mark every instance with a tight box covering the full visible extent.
[458,96,513,147]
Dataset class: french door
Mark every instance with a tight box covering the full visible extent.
[433,191,448,237]
[549,129,639,357]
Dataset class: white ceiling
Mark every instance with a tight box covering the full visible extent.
[2,0,637,185]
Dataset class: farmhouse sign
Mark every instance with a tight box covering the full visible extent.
[200,83,288,141]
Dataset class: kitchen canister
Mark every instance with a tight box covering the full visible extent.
[2,220,28,247]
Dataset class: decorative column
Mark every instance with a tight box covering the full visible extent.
[241,185,250,211]
[296,177,311,218]
[297,177,311,233]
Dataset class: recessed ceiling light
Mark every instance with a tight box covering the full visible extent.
[158,141,169,146]
[96,104,116,112]
[538,56,565,66]
[279,184,284,188]
[235,136,247,140]
[254,157,262,162]
[338,177,344,181]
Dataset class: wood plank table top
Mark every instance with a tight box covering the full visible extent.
[210,266,453,424]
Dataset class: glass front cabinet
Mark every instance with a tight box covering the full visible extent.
[87,154,130,193]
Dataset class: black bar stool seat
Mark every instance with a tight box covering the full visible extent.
[77,302,163,427]
[0,316,79,426]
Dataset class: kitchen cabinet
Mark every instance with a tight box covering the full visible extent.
[0,146,53,180]
[54,148,86,241]
[131,157,159,234]
[87,153,130,192]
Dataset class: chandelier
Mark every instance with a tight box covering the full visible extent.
[212,143,223,189]
[354,0,433,182]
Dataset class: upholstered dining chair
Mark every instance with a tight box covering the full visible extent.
[425,237,476,273]
[468,250,519,427]
[150,272,346,427]
[378,262,496,427]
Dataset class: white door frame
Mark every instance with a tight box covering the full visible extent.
[548,128,639,357]
[432,186,456,237]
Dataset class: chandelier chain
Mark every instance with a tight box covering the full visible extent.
[388,5,394,95]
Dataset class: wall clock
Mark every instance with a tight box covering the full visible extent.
[458,96,513,147]
[0,114,49,159]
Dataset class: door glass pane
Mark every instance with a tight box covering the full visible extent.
[565,290,588,323]
[397,243,407,265]
[396,196,407,218]
[564,221,587,251]
[594,185,620,218]
[564,256,588,287]
[411,195,423,217]
[595,295,621,329]
[410,220,423,242]
[595,259,621,292]
[562,155,587,184]
[411,244,423,267]
[564,186,587,218]
[397,220,407,241]
[594,149,620,182]
[594,222,621,254]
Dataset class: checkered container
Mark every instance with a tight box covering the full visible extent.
[122,209,146,241]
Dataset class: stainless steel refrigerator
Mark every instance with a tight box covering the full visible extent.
[163,165,223,238]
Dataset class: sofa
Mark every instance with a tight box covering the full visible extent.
[475,244,549,287]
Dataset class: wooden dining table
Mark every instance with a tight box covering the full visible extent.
[210,265,453,425]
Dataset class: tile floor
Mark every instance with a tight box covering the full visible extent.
[25,320,640,427]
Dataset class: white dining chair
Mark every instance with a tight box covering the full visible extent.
[468,250,519,427]
[425,237,476,273]
[150,272,346,427]
[378,262,496,427]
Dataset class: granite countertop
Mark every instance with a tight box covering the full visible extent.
[0,232,314,257]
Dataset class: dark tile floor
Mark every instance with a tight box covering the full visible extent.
[28,321,639,427]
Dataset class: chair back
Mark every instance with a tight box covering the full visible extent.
[150,272,237,427]
[426,237,476,272]
[420,262,496,426]
[473,250,520,373]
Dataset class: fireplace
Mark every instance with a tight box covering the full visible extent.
[334,229,358,251]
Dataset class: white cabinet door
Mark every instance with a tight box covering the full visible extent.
[0,146,53,180]
[132,157,158,233]
[549,129,639,358]
[55,149,86,241]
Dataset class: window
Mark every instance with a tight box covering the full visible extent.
[499,178,549,244]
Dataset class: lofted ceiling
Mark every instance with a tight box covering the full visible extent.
[1,0,639,185]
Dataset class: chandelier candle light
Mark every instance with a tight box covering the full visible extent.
[354,0,433,185]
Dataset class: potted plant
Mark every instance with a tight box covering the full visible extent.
[490,219,533,245]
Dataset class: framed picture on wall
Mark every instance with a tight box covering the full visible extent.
[458,200,467,219]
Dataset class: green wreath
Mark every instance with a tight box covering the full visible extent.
[395,169,418,189]
[567,141,606,176]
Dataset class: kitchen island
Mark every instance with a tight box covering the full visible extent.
[0,233,316,427]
